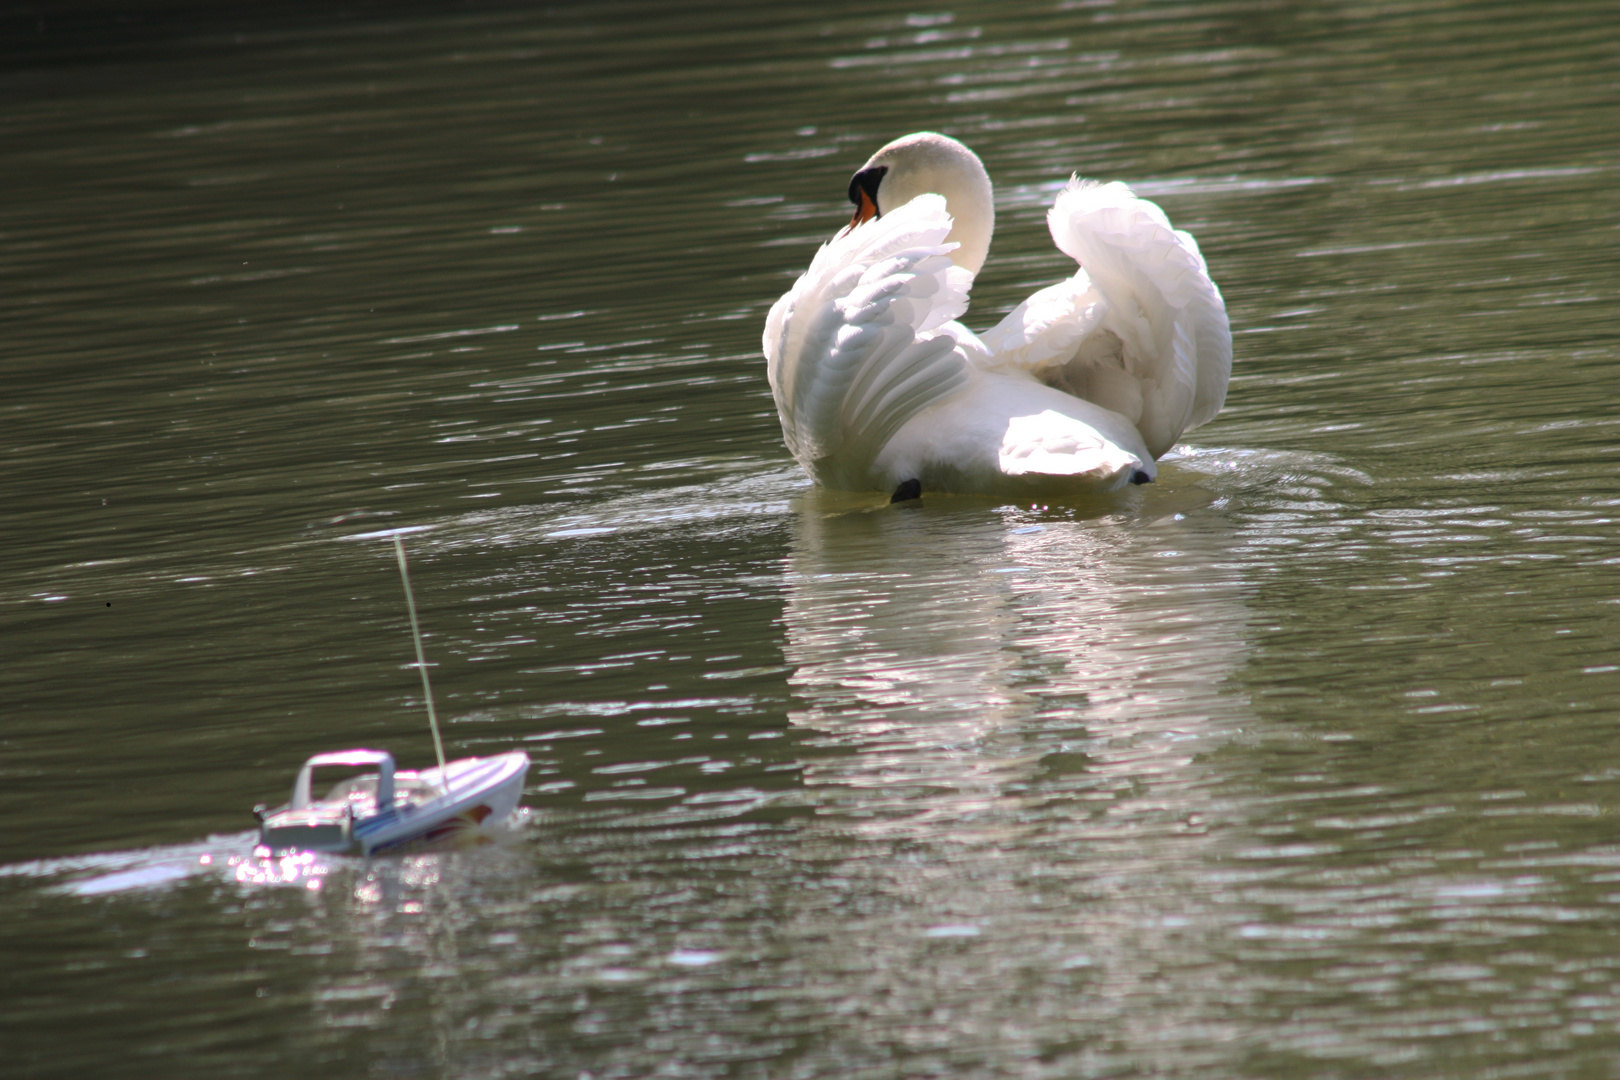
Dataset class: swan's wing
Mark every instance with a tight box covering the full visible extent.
[976,278,1108,373]
[763,194,974,476]
[980,178,1231,459]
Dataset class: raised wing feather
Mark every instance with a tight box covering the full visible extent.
[977,279,1107,373]
[763,195,973,481]
[979,179,1231,459]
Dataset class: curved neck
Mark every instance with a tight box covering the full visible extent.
[868,134,995,276]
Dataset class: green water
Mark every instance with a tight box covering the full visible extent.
[3,1,1618,1075]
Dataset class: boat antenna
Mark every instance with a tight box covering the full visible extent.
[394,535,447,776]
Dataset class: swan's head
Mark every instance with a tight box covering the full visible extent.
[846,131,994,276]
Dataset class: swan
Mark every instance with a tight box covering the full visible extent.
[762,131,1231,499]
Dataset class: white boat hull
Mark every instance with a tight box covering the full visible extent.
[258,749,530,855]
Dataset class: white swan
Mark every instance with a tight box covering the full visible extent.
[762,131,1231,499]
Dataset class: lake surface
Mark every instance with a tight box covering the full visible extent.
[3,0,1618,1075]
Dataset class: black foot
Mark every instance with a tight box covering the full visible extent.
[890,479,922,503]
[1130,470,1153,485]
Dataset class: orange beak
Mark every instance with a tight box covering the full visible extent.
[849,187,878,230]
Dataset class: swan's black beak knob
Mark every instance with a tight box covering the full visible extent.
[848,165,887,229]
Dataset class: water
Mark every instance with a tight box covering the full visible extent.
[3,0,1618,1075]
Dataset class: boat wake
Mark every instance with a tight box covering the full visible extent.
[0,808,534,899]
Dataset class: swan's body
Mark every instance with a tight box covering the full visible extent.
[763,132,1230,497]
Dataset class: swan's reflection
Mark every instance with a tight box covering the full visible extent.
[780,483,1251,831]
[768,484,1261,1064]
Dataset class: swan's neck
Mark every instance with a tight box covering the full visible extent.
[937,180,993,277]
[869,134,994,277]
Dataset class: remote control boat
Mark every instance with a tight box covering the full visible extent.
[256,747,529,855]
[255,537,530,856]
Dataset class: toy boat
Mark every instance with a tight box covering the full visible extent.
[256,748,529,855]
[254,536,530,856]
